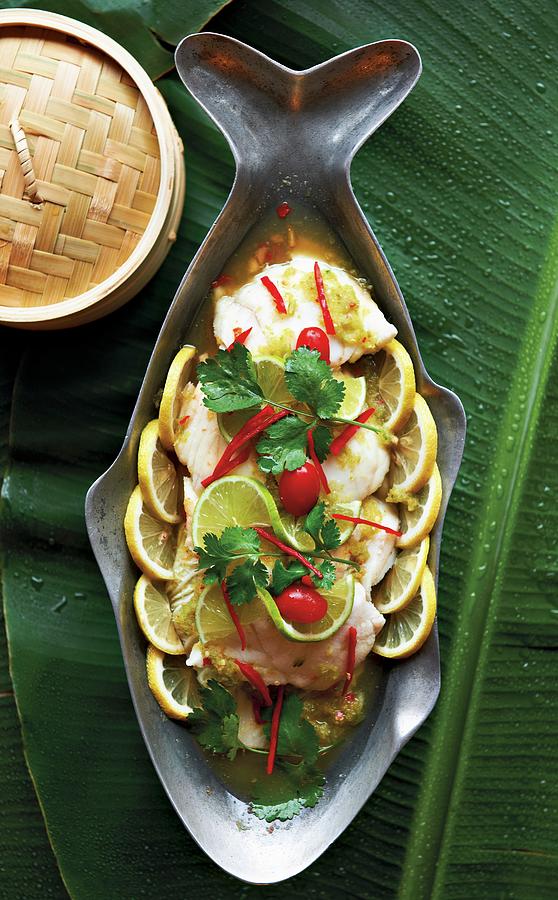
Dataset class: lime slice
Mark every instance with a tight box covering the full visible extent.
[274,510,316,552]
[191,476,279,548]
[257,575,354,642]
[324,498,362,545]
[334,370,366,420]
[158,346,196,451]
[373,566,436,658]
[218,355,295,442]
[374,536,429,614]
[134,575,185,654]
[196,582,265,643]
[124,485,177,580]
[146,645,200,719]
[138,420,182,524]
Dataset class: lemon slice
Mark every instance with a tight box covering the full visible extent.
[394,464,442,549]
[373,566,436,658]
[158,345,196,451]
[196,583,265,643]
[257,576,354,642]
[146,645,200,719]
[390,394,438,493]
[334,370,366,420]
[218,355,295,442]
[138,420,181,524]
[124,485,177,580]
[374,536,430,614]
[191,475,280,548]
[377,339,416,432]
[134,575,185,654]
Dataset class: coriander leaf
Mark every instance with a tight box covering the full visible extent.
[226,559,269,606]
[303,502,341,551]
[285,348,344,418]
[310,424,333,462]
[251,797,305,823]
[270,560,307,594]
[197,342,263,412]
[320,518,341,551]
[270,559,335,594]
[250,768,325,822]
[273,693,320,764]
[189,680,242,760]
[195,526,261,584]
[256,415,309,474]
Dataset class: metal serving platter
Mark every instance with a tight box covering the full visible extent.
[86,33,466,884]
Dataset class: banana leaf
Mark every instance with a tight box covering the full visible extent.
[2,0,558,897]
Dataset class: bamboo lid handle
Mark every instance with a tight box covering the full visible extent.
[9,118,43,205]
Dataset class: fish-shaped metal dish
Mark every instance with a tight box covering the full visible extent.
[86,33,466,884]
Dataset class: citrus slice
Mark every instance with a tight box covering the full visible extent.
[138,420,181,524]
[377,339,416,432]
[334,370,366,420]
[275,510,316,552]
[158,345,196,451]
[218,355,295,442]
[196,582,265,643]
[191,476,278,548]
[390,394,438,493]
[134,575,185,654]
[394,464,442,549]
[146,644,200,719]
[257,575,354,642]
[373,566,436,658]
[124,485,177,580]
[325,498,362,545]
[373,536,430,614]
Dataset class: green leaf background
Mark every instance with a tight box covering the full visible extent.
[1,0,558,897]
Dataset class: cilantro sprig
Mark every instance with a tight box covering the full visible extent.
[189,680,243,760]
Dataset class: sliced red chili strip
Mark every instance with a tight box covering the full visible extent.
[227,326,252,351]
[252,696,264,725]
[234,660,272,707]
[212,273,233,288]
[313,261,335,335]
[222,581,246,651]
[266,684,285,775]
[200,442,251,488]
[330,407,376,456]
[276,201,291,219]
[260,275,287,314]
[178,415,190,426]
[253,527,322,578]
[343,626,357,694]
[332,513,402,537]
[307,428,330,494]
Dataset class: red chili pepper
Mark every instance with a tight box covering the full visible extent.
[313,261,335,335]
[202,656,212,667]
[332,513,402,537]
[330,407,376,456]
[227,326,252,351]
[252,696,264,725]
[276,201,292,218]
[260,275,287,314]
[212,273,233,288]
[200,442,251,488]
[178,415,190,426]
[222,581,246,651]
[345,691,356,703]
[343,626,357,694]
[307,428,330,494]
[253,527,323,578]
[267,684,285,775]
[234,659,272,706]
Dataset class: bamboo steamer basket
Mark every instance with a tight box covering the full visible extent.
[0,9,185,329]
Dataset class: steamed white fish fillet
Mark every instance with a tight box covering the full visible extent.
[338,498,399,595]
[213,255,396,366]
[322,426,391,502]
[188,582,384,691]
[235,689,267,750]
[174,383,261,493]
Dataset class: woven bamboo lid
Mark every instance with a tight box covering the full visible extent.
[0,10,185,329]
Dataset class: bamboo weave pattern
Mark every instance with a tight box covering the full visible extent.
[0,25,161,308]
